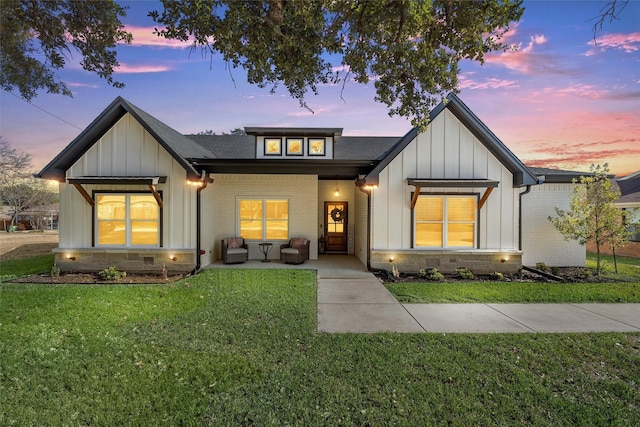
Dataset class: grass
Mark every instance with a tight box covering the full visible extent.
[1,269,639,425]
[387,281,640,303]
[387,254,640,304]
[0,253,54,282]
[587,252,640,281]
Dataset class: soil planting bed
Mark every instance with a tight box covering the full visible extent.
[376,267,601,284]
[11,273,185,285]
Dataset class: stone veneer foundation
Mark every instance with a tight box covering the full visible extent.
[370,250,522,275]
[53,248,196,274]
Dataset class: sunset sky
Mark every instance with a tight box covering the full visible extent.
[1,0,638,176]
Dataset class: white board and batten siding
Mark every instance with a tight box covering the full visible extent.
[521,183,586,267]
[371,109,520,251]
[354,185,369,267]
[59,113,198,250]
[205,174,318,262]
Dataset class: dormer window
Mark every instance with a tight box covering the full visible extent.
[264,138,282,155]
[246,127,341,159]
[286,138,303,155]
[308,138,325,156]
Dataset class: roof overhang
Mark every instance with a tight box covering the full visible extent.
[408,178,499,210]
[245,127,343,139]
[407,179,499,188]
[192,159,375,179]
[67,176,167,185]
[67,176,167,208]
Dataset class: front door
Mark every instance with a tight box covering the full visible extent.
[325,201,348,252]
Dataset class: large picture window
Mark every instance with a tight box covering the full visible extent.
[96,193,159,246]
[414,195,476,248]
[239,199,289,241]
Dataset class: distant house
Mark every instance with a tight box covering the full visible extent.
[36,95,587,274]
[585,170,640,258]
[1,204,59,231]
[615,170,640,241]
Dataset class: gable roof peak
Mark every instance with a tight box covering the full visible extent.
[362,93,540,187]
[36,96,212,181]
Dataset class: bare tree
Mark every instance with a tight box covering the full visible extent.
[0,137,57,231]
[0,136,32,186]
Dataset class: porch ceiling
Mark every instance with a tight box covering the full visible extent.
[192,159,375,179]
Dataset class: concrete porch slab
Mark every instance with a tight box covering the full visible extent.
[318,279,398,304]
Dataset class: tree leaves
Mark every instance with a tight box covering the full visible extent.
[0,0,132,101]
[150,0,524,127]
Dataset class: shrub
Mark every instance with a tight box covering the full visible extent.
[536,262,549,272]
[50,264,60,277]
[98,266,127,281]
[456,267,475,280]
[422,268,444,281]
[550,266,560,276]
[489,272,504,281]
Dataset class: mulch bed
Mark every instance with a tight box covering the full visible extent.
[10,273,185,284]
[376,267,601,284]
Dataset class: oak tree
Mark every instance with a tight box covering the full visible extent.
[0,0,132,101]
[149,0,524,127]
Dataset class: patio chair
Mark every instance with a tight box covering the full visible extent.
[280,238,310,264]
[221,237,248,264]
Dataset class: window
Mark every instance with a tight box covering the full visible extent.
[96,194,159,246]
[239,199,288,240]
[308,138,325,156]
[264,138,282,155]
[286,138,303,155]
[414,195,476,248]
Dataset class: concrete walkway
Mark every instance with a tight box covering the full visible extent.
[212,255,640,333]
[314,256,640,333]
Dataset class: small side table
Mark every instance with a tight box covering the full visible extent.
[258,242,272,262]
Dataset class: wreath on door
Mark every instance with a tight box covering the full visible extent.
[330,207,344,223]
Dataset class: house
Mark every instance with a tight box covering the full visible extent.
[36,94,587,275]
[520,168,591,267]
[1,204,59,231]
[585,170,640,258]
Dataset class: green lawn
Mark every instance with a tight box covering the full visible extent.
[387,281,640,303]
[0,253,54,282]
[587,252,640,281]
[387,254,640,304]
[2,269,639,426]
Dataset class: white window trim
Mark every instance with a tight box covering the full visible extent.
[237,197,290,241]
[95,193,160,248]
[413,194,478,249]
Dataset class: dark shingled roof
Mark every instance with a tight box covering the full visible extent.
[187,134,400,161]
[188,134,256,159]
[334,136,400,160]
[526,167,592,183]
[616,171,640,204]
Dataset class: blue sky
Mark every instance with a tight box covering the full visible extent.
[1,0,638,175]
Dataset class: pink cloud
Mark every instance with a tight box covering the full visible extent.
[484,33,550,74]
[123,25,193,48]
[114,63,172,73]
[458,73,519,90]
[586,32,640,56]
[287,108,330,117]
[66,82,99,88]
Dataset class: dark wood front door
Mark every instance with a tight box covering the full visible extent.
[325,201,348,252]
